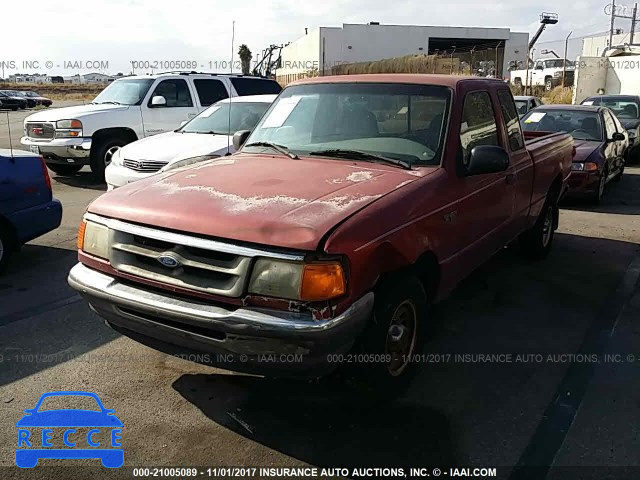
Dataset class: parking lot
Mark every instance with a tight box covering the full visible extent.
[1,105,640,480]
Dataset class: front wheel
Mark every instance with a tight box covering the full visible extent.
[592,167,607,204]
[519,192,557,261]
[347,275,428,396]
[90,138,127,180]
[545,78,554,91]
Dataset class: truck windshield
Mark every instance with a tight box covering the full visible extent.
[180,102,271,135]
[522,109,604,141]
[92,78,155,106]
[242,83,451,166]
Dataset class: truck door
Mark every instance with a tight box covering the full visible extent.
[141,78,199,136]
[449,89,516,274]
[497,89,532,235]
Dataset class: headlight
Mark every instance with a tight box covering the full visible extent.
[159,154,220,173]
[55,119,83,138]
[56,119,82,129]
[571,162,598,172]
[248,259,346,302]
[77,219,109,260]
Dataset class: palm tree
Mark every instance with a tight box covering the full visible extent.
[238,45,252,75]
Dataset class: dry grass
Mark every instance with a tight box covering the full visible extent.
[331,54,462,75]
[0,82,103,101]
[543,86,574,105]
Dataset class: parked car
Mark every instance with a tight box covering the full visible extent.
[0,150,63,273]
[521,105,627,203]
[0,91,27,111]
[20,72,282,179]
[5,91,37,108]
[581,95,640,163]
[68,75,573,390]
[19,91,53,107]
[514,95,543,117]
[105,94,276,190]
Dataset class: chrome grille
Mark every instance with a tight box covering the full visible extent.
[110,230,252,297]
[122,159,167,172]
[26,122,55,140]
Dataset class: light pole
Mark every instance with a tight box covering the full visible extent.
[562,31,572,87]
[450,46,456,74]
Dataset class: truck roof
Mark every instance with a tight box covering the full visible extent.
[291,74,509,88]
[534,104,604,113]
[119,72,273,81]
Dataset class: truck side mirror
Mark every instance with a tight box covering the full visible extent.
[151,95,167,107]
[233,130,251,150]
[466,145,510,176]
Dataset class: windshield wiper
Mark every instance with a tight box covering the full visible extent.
[244,142,298,159]
[308,149,412,170]
[93,101,122,105]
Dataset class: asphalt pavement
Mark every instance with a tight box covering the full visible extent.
[0,109,639,479]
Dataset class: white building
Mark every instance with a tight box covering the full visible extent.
[83,72,114,83]
[8,74,52,83]
[276,23,529,84]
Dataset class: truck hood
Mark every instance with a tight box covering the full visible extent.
[573,139,601,162]
[89,154,432,251]
[118,131,232,164]
[24,103,130,122]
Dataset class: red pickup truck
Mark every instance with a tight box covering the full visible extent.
[69,75,573,389]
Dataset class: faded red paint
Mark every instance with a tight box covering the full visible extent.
[84,76,574,318]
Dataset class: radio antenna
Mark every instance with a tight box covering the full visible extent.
[226,20,235,156]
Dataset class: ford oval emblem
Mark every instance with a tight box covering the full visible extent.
[158,254,180,268]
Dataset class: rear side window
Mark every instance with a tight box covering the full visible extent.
[497,90,525,151]
[230,78,282,96]
[459,91,499,166]
[193,79,229,107]
[149,79,193,107]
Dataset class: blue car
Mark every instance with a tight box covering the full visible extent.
[0,149,62,272]
[16,391,124,468]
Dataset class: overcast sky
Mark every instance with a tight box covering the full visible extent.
[0,0,621,76]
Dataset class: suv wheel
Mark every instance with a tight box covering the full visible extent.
[90,137,127,180]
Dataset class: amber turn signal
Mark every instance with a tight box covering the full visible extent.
[77,220,87,251]
[585,162,598,172]
[300,263,346,302]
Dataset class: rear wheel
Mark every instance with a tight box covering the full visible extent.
[90,137,127,180]
[47,164,83,176]
[519,190,558,260]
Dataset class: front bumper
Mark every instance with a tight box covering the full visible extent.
[105,163,156,191]
[20,136,92,164]
[68,263,374,377]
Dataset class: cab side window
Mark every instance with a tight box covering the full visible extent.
[459,91,499,167]
[149,79,193,107]
[497,90,525,151]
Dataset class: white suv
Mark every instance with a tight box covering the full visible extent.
[20,72,281,178]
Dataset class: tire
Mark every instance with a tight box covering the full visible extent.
[591,167,607,204]
[613,161,624,182]
[90,137,127,180]
[519,190,558,261]
[514,78,522,87]
[0,224,14,275]
[47,164,83,176]
[347,275,428,398]
[11,106,18,111]
[545,78,553,91]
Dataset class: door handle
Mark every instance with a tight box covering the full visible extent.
[506,173,516,185]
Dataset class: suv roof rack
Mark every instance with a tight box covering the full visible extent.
[153,71,269,78]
